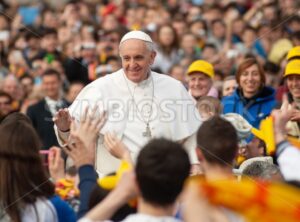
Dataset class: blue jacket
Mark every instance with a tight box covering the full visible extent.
[222,87,277,128]
[49,195,76,222]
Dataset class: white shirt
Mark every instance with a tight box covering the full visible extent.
[120,213,182,222]
[79,213,182,222]
[0,198,58,222]
[277,141,300,181]
[45,96,64,117]
[56,69,201,175]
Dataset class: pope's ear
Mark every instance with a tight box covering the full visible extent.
[150,51,156,65]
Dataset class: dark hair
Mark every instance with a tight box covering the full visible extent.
[189,18,208,32]
[88,183,136,221]
[20,74,34,83]
[136,138,190,206]
[41,68,61,80]
[42,28,57,37]
[1,112,32,125]
[263,61,280,75]
[0,115,54,222]
[244,25,257,33]
[157,24,179,55]
[106,55,119,63]
[202,43,217,51]
[288,15,300,25]
[291,31,300,41]
[236,58,266,88]
[197,116,238,166]
[24,28,40,41]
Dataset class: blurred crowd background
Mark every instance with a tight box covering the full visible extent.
[0,0,299,135]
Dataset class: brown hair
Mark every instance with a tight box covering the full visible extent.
[0,114,54,222]
[197,116,238,166]
[157,24,179,55]
[235,58,266,88]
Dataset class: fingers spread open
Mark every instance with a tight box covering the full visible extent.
[80,106,89,123]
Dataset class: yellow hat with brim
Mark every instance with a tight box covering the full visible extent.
[187,60,214,78]
[284,59,300,77]
[286,46,300,60]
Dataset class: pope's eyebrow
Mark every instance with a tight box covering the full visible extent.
[134,55,144,59]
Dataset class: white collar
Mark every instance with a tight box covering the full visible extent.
[122,70,152,88]
[45,97,63,106]
[45,96,59,103]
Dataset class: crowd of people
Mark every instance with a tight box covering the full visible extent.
[1,0,300,221]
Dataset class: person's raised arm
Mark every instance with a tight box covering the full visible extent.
[80,171,137,222]
[53,108,73,145]
[272,108,300,181]
[48,146,65,182]
[62,107,107,218]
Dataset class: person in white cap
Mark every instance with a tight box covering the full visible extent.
[53,30,201,176]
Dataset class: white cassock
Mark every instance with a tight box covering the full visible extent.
[55,69,201,176]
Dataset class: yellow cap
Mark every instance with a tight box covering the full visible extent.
[284,59,300,77]
[187,60,214,78]
[287,46,300,60]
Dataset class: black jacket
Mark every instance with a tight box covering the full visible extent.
[27,98,70,150]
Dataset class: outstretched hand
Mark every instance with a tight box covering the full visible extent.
[48,147,65,182]
[53,108,72,132]
[70,106,107,149]
[104,132,132,163]
[63,106,107,167]
[62,135,95,168]
[272,107,293,144]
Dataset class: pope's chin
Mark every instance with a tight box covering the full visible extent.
[126,72,146,83]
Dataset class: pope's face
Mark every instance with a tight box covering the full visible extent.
[119,39,156,83]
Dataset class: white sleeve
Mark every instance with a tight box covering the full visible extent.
[277,141,300,181]
[182,133,200,164]
[54,125,70,146]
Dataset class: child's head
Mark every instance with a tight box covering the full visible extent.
[197,96,222,121]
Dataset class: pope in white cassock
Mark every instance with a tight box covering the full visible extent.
[54,30,202,176]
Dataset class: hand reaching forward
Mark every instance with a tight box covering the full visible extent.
[272,108,294,144]
[53,108,72,132]
[70,106,107,149]
[104,132,132,163]
[48,147,65,182]
[63,135,95,168]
